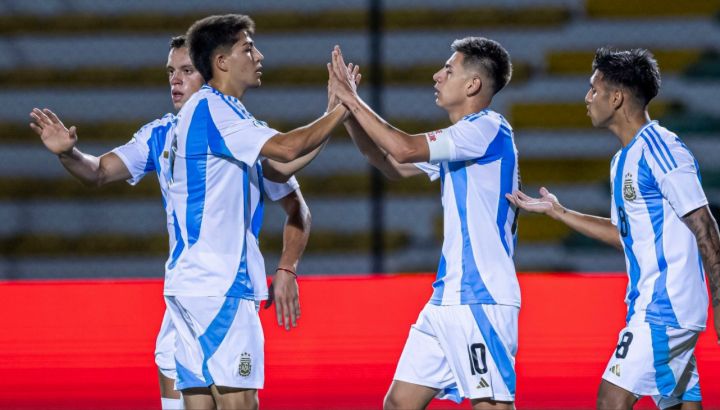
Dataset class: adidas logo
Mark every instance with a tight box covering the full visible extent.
[609,364,621,377]
[476,377,490,389]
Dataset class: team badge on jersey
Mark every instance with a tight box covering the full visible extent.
[239,352,252,377]
[623,173,636,201]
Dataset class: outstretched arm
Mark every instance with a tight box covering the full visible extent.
[262,141,328,183]
[329,46,429,164]
[682,205,720,344]
[30,108,130,186]
[345,117,423,180]
[259,99,346,164]
[506,187,622,249]
[331,61,422,179]
[264,189,311,331]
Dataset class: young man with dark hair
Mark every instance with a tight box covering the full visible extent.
[329,37,520,409]
[30,34,313,410]
[162,14,346,409]
[508,47,720,409]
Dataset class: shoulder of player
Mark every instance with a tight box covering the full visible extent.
[451,109,506,136]
[634,123,695,174]
[637,123,688,154]
[133,113,176,140]
[203,90,256,122]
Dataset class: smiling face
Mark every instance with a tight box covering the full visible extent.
[585,70,618,128]
[432,52,475,111]
[166,46,204,110]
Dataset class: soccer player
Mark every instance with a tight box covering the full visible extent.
[506,47,720,409]
[161,14,347,409]
[29,35,312,409]
[329,38,519,409]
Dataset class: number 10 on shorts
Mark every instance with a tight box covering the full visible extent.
[468,343,488,375]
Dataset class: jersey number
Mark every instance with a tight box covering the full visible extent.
[468,343,488,375]
[617,206,628,238]
[615,331,633,359]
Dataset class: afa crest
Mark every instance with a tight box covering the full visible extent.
[239,352,252,377]
[622,173,636,201]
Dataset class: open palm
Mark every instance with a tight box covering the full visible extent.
[30,108,77,155]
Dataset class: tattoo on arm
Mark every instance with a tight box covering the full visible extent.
[683,206,720,308]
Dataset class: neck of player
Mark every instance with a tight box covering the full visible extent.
[448,99,491,124]
[609,109,652,148]
[209,78,247,100]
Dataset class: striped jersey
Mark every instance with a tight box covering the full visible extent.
[415,109,520,307]
[610,121,708,331]
[113,86,295,299]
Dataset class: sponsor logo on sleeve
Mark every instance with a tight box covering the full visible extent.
[426,129,443,142]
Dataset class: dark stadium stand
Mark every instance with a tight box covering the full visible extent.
[1,0,719,277]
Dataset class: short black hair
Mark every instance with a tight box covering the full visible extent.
[592,47,661,106]
[451,37,512,95]
[186,14,256,82]
[169,35,186,50]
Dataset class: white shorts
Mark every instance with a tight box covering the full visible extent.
[602,322,701,409]
[155,310,177,380]
[165,296,264,391]
[394,303,518,403]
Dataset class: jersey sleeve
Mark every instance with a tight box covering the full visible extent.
[414,162,441,181]
[208,98,278,166]
[111,121,158,186]
[263,175,300,201]
[650,140,708,218]
[427,113,504,162]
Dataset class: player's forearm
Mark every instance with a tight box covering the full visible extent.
[276,105,345,162]
[277,200,311,272]
[343,96,424,163]
[683,206,720,308]
[58,147,104,186]
[345,117,403,180]
[556,208,623,249]
[264,141,328,183]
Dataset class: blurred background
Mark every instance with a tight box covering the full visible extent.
[1,0,720,280]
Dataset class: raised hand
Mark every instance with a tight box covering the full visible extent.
[327,61,361,117]
[29,108,77,155]
[505,187,565,220]
[328,45,359,104]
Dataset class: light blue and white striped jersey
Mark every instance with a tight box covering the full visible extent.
[113,113,298,263]
[415,110,520,307]
[113,113,178,253]
[610,121,708,331]
[114,85,295,299]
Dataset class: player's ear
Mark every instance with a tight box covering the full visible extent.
[466,76,482,97]
[612,88,624,110]
[215,53,229,74]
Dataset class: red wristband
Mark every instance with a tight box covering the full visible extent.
[276,267,297,278]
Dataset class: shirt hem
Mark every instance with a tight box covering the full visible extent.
[428,298,520,308]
